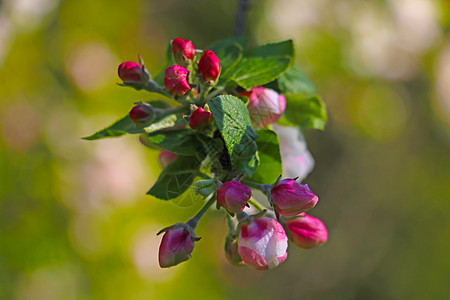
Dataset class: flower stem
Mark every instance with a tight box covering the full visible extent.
[187,193,216,229]
[241,179,270,193]
[248,197,266,211]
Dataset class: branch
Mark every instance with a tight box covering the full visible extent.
[233,0,251,36]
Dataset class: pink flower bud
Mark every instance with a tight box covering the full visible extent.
[239,87,286,127]
[118,61,142,82]
[271,179,318,217]
[158,150,178,168]
[129,103,154,125]
[158,226,195,268]
[284,213,328,249]
[164,65,191,97]
[189,107,214,130]
[172,38,195,66]
[198,50,221,83]
[237,217,288,270]
[217,181,252,213]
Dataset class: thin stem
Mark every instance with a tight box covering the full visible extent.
[234,0,251,36]
[226,214,236,233]
[187,193,216,229]
[206,87,225,100]
[248,197,266,211]
[162,104,190,117]
[241,179,270,193]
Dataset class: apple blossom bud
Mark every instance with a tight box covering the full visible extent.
[271,179,318,217]
[158,150,178,168]
[118,61,143,83]
[224,235,243,266]
[217,181,252,213]
[237,217,288,270]
[164,65,191,96]
[189,107,214,129]
[284,213,328,249]
[158,225,196,268]
[129,102,154,125]
[172,38,195,66]
[239,87,286,127]
[198,50,220,83]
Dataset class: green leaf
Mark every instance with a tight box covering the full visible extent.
[208,36,248,52]
[228,57,293,89]
[251,129,282,184]
[144,129,208,156]
[284,94,327,130]
[147,155,201,200]
[82,101,175,140]
[214,43,243,83]
[207,95,258,175]
[226,40,294,89]
[83,115,144,140]
[277,65,316,94]
[248,40,293,58]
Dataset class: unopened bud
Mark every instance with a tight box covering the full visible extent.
[129,102,154,125]
[172,38,195,67]
[237,217,288,270]
[158,224,196,268]
[283,213,328,249]
[164,65,191,97]
[217,181,252,214]
[189,107,214,130]
[198,50,221,84]
[118,61,142,82]
[239,87,286,127]
[271,179,318,217]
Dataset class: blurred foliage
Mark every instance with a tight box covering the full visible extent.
[0,0,449,299]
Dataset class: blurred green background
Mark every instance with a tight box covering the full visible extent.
[0,0,449,299]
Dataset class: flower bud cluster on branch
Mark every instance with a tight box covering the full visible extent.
[85,35,329,270]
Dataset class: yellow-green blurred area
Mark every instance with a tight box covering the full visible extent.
[0,0,449,298]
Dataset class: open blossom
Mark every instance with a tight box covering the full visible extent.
[164,65,190,96]
[189,107,214,129]
[217,181,252,213]
[118,61,143,83]
[198,50,220,83]
[273,124,315,180]
[239,87,286,127]
[284,213,328,249]
[271,179,318,217]
[158,226,195,268]
[172,38,195,66]
[237,217,288,270]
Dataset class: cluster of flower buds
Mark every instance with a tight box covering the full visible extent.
[110,37,327,271]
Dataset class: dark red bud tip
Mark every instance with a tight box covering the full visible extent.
[189,107,214,129]
[118,61,142,82]
[172,38,195,65]
[164,65,190,97]
[198,50,220,83]
[129,103,153,124]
